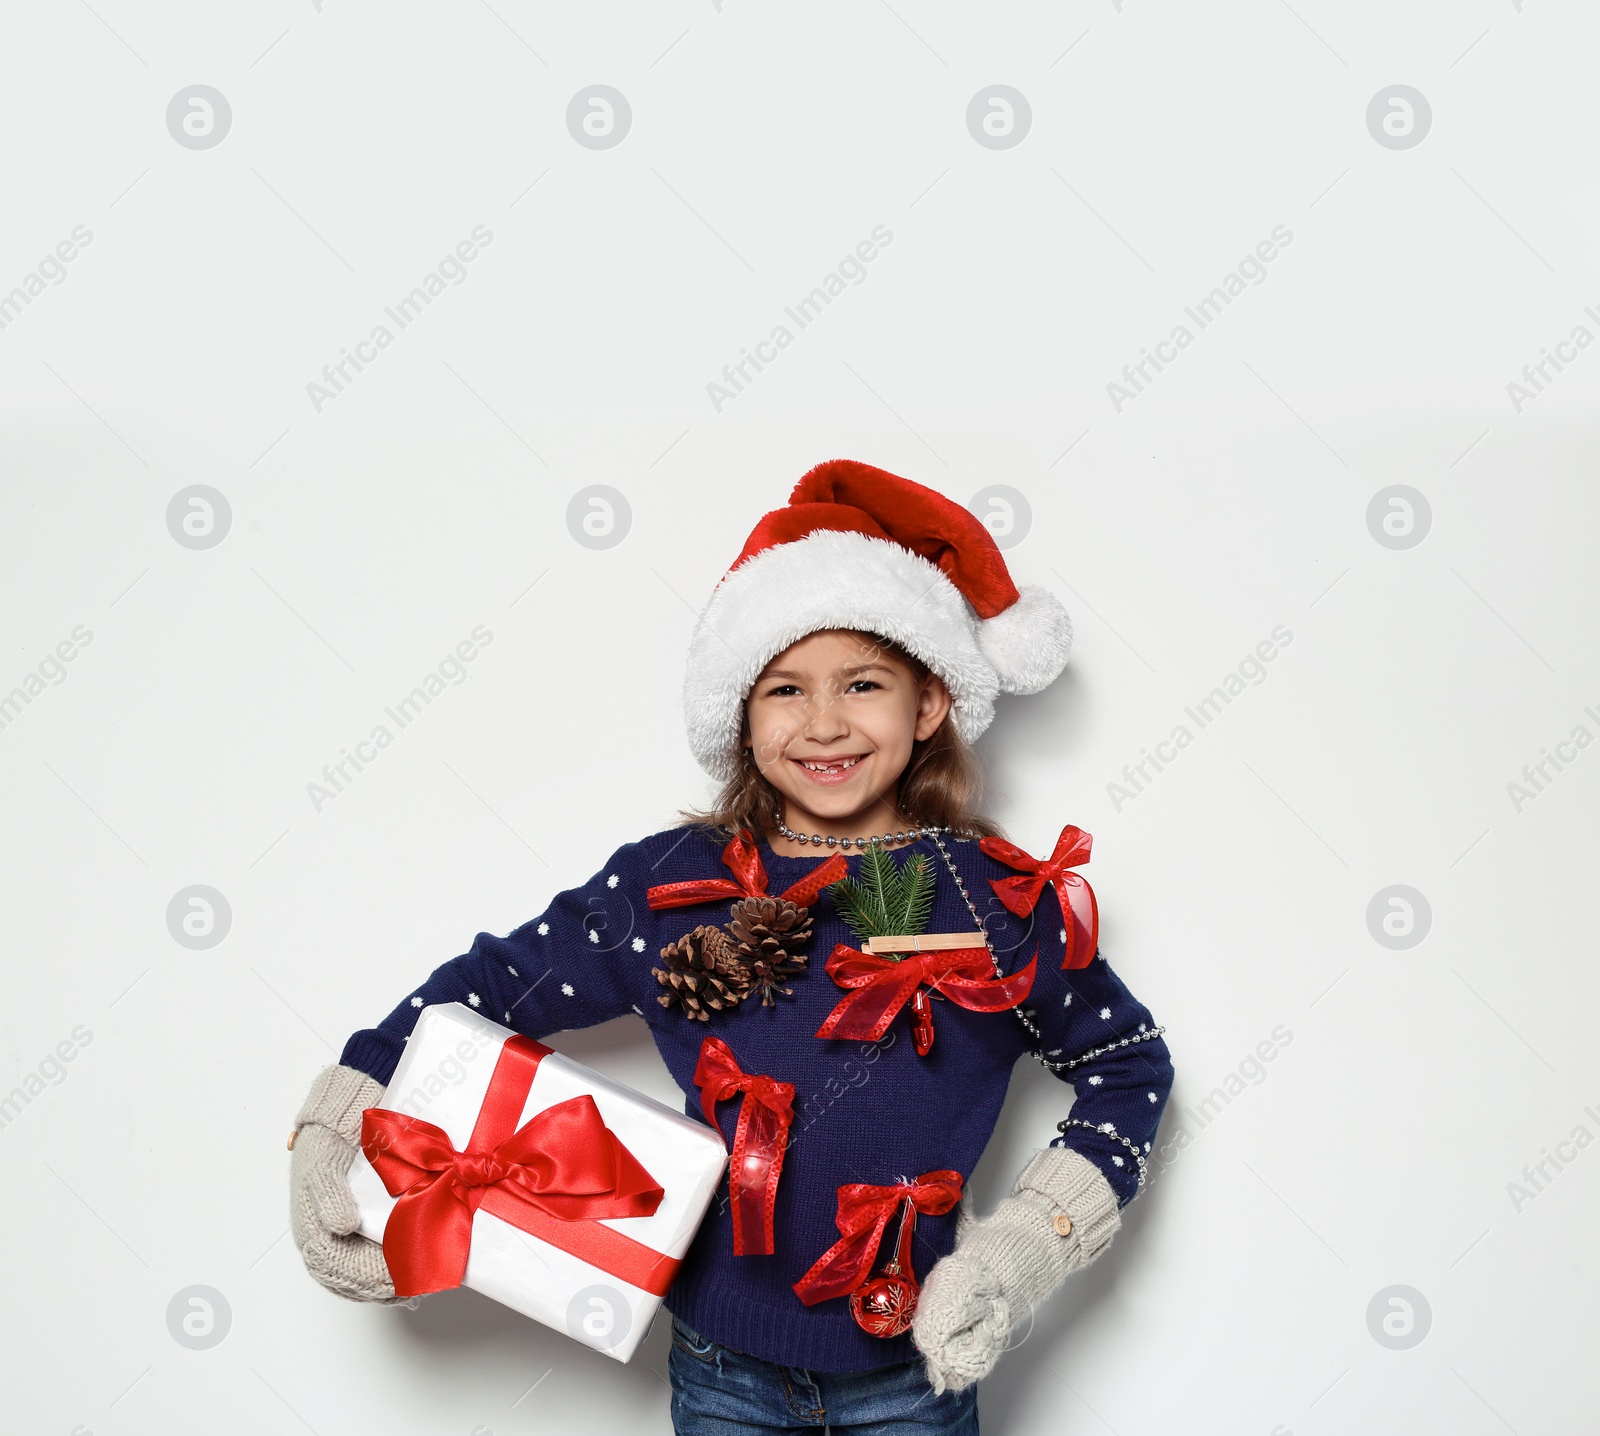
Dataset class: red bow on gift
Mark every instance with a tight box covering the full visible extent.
[980,825,1100,970]
[813,944,1036,1055]
[361,1035,666,1298]
[646,830,846,912]
[694,1034,795,1256]
[792,1170,964,1306]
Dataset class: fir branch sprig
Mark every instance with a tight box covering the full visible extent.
[888,852,933,936]
[830,843,935,953]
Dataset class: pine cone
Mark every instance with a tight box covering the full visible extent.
[653,925,749,1021]
[725,896,814,1006]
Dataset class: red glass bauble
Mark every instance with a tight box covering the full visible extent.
[849,1271,919,1337]
[848,1193,922,1337]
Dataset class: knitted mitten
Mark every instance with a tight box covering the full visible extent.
[911,1148,1120,1394]
[290,1064,399,1304]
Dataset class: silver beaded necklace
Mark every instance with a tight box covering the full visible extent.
[774,820,1164,1191]
[773,818,949,851]
[924,830,1161,1193]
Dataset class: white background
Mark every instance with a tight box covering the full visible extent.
[3,2,1597,1433]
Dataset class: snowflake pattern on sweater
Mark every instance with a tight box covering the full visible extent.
[340,826,1174,1373]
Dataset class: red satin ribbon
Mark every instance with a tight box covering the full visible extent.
[361,1034,674,1298]
[813,944,1037,1043]
[646,829,847,911]
[792,1170,963,1305]
[693,1034,794,1256]
[980,825,1100,970]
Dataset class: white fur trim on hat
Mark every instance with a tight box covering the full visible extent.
[683,529,1071,780]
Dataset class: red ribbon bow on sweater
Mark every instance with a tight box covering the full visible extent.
[792,1170,964,1306]
[646,830,846,912]
[813,944,1037,1054]
[361,1036,666,1298]
[694,1034,795,1256]
[980,825,1100,970]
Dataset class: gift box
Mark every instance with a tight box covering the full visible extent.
[346,1002,727,1362]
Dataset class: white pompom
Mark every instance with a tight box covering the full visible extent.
[976,584,1073,694]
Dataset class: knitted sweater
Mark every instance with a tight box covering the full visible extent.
[340,826,1174,1372]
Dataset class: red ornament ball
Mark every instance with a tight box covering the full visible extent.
[849,1272,920,1337]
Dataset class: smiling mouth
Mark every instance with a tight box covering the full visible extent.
[793,755,865,780]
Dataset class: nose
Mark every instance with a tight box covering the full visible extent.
[801,689,849,745]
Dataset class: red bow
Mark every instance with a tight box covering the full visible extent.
[813,944,1036,1049]
[694,1035,795,1256]
[792,1170,963,1305]
[980,825,1100,970]
[647,830,846,912]
[361,1035,667,1298]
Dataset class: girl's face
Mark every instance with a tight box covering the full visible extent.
[744,629,951,833]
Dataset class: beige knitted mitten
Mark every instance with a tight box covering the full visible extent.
[289,1064,399,1304]
[911,1148,1121,1394]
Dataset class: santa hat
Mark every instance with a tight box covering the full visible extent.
[683,459,1073,780]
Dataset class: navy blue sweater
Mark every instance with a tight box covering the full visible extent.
[341,826,1174,1372]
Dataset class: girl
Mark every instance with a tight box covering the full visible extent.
[289,461,1174,1434]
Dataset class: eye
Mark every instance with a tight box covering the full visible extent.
[765,683,802,698]
[847,679,882,693]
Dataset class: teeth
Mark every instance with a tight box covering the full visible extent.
[802,757,860,772]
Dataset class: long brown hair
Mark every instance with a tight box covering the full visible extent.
[680,634,1005,842]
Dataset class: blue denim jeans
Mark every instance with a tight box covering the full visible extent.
[667,1315,979,1435]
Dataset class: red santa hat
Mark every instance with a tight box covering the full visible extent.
[684,459,1074,779]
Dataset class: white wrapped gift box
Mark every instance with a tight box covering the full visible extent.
[346,1003,727,1362]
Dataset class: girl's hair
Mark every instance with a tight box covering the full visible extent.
[681,634,1005,841]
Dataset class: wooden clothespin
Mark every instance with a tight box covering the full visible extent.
[865,932,988,954]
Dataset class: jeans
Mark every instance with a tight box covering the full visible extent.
[667,1315,979,1435]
